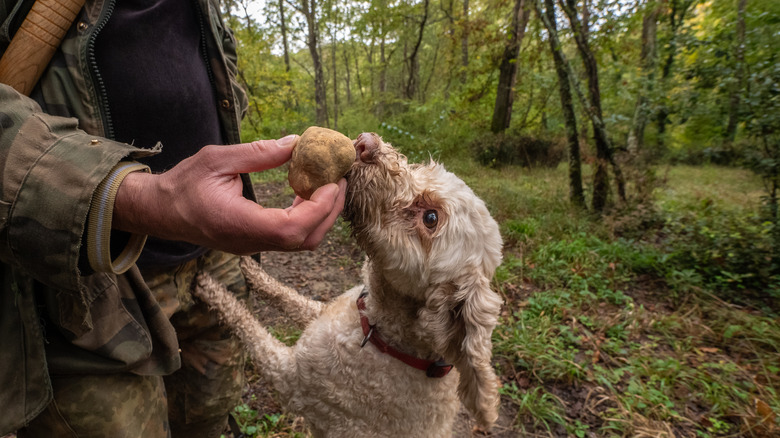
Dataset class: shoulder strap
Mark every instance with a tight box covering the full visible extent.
[0,0,86,95]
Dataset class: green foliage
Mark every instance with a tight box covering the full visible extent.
[267,325,302,347]
[222,0,780,176]
[249,167,287,185]
[229,23,313,141]
[671,0,780,160]
[501,384,568,433]
[501,217,540,244]
[228,397,304,438]
[741,42,780,251]
[527,232,641,302]
[659,204,780,304]
[487,161,780,436]
[496,308,587,383]
[470,131,565,168]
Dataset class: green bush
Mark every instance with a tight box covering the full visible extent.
[666,142,748,166]
[470,132,564,168]
[659,207,779,306]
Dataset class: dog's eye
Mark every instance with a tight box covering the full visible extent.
[423,210,438,228]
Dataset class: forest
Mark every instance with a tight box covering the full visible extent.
[219,0,779,436]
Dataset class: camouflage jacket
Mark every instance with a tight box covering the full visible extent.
[0,0,250,433]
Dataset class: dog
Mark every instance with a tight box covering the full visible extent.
[194,132,503,437]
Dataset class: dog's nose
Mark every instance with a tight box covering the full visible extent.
[354,132,379,164]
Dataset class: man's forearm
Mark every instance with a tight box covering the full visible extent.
[109,139,347,255]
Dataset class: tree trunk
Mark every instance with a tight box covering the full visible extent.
[627,0,660,154]
[405,0,430,100]
[237,69,263,131]
[302,0,328,126]
[725,0,747,144]
[279,0,291,75]
[375,34,386,117]
[343,47,353,105]
[461,0,469,84]
[421,38,441,103]
[379,36,387,94]
[332,29,339,130]
[560,0,625,211]
[656,0,693,149]
[535,0,585,208]
[239,2,255,39]
[490,0,530,134]
[441,0,456,98]
[353,40,364,100]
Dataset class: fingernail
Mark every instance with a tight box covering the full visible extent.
[277,134,298,148]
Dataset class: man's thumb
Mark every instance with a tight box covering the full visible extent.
[212,135,299,175]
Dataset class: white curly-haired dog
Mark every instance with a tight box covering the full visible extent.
[194,132,503,437]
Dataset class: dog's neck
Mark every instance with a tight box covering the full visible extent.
[360,261,441,360]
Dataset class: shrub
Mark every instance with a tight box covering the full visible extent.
[660,208,780,307]
[667,142,748,166]
[471,132,564,168]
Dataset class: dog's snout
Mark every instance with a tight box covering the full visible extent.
[354,132,379,164]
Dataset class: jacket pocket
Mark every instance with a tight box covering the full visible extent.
[45,268,180,375]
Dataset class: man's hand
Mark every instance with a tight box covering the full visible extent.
[112,135,347,254]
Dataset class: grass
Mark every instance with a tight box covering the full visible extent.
[238,151,778,437]
[475,161,780,437]
[223,395,305,438]
[657,165,765,213]
[250,166,288,185]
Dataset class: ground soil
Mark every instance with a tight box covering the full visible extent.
[241,181,521,437]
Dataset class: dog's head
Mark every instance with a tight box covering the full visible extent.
[344,132,503,429]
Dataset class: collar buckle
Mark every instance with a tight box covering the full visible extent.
[360,326,374,348]
[426,359,454,378]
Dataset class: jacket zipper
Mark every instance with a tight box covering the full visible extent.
[193,0,217,97]
[86,0,117,140]
[193,0,236,145]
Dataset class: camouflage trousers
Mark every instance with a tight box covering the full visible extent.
[18,251,248,438]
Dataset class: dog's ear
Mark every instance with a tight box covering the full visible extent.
[422,275,502,429]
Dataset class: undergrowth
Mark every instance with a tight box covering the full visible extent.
[488,164,779,437]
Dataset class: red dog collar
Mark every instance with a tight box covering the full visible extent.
[357,291,452,378]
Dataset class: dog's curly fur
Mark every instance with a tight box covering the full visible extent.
[194,133,503,437]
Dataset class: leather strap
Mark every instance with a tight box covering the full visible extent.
[357,291,452,378]
[0,0,87,95]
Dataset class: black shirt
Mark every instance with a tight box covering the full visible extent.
[95,0,224,267]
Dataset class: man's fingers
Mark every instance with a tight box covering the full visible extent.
[217,179,346,253]
[275,182,342,249]
[289,182,340,223]
[207,135,299,175]
[301,179,347,249]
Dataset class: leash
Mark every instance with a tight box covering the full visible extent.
[0,0,86,95]
[356,289,452,378]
